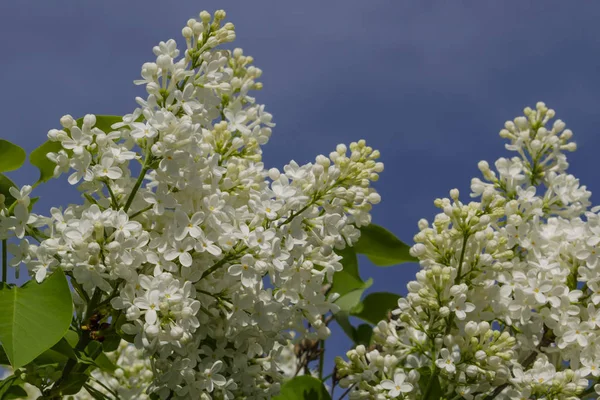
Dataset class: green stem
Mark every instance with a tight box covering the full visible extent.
[1,239,6,284]
[70,278,90,303]
[337,383,356,400]
[128,204,153,220]
[454,233,470,287]
[445,233,470,334]
[318,339,325,380]
[422,368,440,399]
[84,193,100,207]
[104,180,119,209]
[200,246,247,280]
[123,166,149,213]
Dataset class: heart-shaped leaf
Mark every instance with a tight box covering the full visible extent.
[60,373,89,395]
[0,375,24,399]
[75,115,123,133]
[0,269,73,368]
[354,224,417,266]
[3,385,28,400]
[272,376,331,400]
[351,292,401,325]
[0,174,17,207]
[330,247,364,297]
[0,140,26,173]
[29,140,64,183]
[334,282,372,313]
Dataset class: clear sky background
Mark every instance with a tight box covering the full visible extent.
[2,0,600,390]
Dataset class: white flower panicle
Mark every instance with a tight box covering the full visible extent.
[336,102,600,399]
[0,10,382,399]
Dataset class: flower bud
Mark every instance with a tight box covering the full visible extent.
[475,350,486,361]
[199,11,211,23]
[478,321,490,334]
[157,55,173,70]
[170,326,184,340]
[367,192,381,204]
[146,324,159,337]
[466,365,479,377]
[83,114,96,128]
[60,115,76,129]
[312,164,324,176]
[182,26,193,39]
[465,321,478,337]
[268,168,280,180]
[355,345,366,356]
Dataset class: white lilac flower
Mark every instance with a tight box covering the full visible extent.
[0,9,384,399]
[336,103,600,399]
[380,372,413,397]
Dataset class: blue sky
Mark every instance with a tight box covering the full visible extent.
[2,0,600,387]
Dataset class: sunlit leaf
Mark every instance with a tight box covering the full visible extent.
[272,376,331,400]
[0,140,25,173]
[354,224,417,266]
[330,247,365,297]
[0,269,73,368]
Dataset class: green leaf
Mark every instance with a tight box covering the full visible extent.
[354,224,417,266]
[418,368,443,398]
[113,312,135,345]
[334,282,371,313]
[60,373,89,395]
[64,329,79,347]
[351,292,401,325]
[102,312,127,352]
[0,140,26,173]
[29,140,64,183]
[83,342,117,373]
[0,345,8,365]
[0,375,23,400]
[334,312,356,341]
[0,174,17,207]
[2,385,27,400]
[75,115,123,133]
[0,377,15,398]
[330,247,365,297]
[334,313,373,346]
[0,269,73,368]
[101,331,121,352]
[51,337,78,361]
[32,331,78,366]
[353,324,373,346]
[331,246,373,326]
[32,347,68,366]
[83,384,113,400]
[94,352,117,373]
[273,376,331,400]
